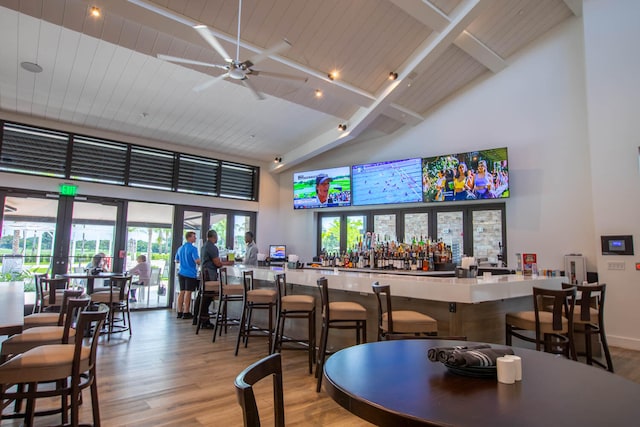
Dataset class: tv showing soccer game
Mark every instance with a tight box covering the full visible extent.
[293,166,351,209]
[422,147,509,202]
[351,157,423,206]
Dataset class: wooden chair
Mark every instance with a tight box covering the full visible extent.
[213,267,244,341]
[271,273,316,374]
[0,303,108,427]
[235,271,277,356]
[235,353,284,427]
[23,289,84,330]
[195,269,219,334]
[30,273,48,314]
[315,277,367,392]
[562,282,613,372]
[1,293,90,363]
[90,275,133,341]
[506,286,577,359]
[371,282,438,340]
[38,277,70,312]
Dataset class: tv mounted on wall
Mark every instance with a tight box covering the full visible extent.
[351,157,423,206]
[422,147,509,202]
[293,166,351,209]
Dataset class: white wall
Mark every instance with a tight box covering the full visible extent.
[583,0,640,349]
[281,16,596,271]
[278,4,640,349]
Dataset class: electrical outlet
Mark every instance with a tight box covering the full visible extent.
[607,261,625,271]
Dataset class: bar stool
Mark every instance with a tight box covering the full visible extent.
[195,269,219,334]
[315,277,367,392]
[23,289,84,329]
[272,273,316,374]
[235,271,277,355]
[562,282,614,372]
[212,267,243,342]
[90,275,133,341]
[371,282,438,340]
[506,286,577,359]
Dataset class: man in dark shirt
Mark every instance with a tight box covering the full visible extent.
[196,230,223,328]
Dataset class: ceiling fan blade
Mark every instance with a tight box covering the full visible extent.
[193,73,229,92]
[194,25,233,63]
[157,54,228,70]
[245,39,292,67]
[251,70,309,83]
[241,79,265,100]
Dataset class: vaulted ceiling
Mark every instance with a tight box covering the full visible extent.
[0,0,578,172]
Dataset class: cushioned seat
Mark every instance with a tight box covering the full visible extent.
[0,304,108,426]
[235,271,277,355]
[272,273,316,374]
[23,289,83,329]
[506,286,577,359]
[316,277,367,392]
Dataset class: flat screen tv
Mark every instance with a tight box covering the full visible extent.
[422,147,509,202]
[293,166,351,209]
[269,245,287,262]
[351,157,423,206]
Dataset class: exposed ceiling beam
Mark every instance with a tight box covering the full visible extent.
[271,0,489,173]
[454,30,506,73]
[388,0,450,32]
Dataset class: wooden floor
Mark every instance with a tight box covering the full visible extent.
[3,309,640,426]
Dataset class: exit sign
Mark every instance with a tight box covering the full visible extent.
[59,183,78,197]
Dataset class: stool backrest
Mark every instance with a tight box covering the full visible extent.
[108,276,133,302]
[61,297,92,343]
[274,273,287,304]
[533,286,576,334]
[235,353,284,427]
[316,277,329,320]
[371,282,394,334]
[57,289,85,326]
[71,304,109,384]
[219,267,228,285]
[562,282,607,323]
[40,277,69,305]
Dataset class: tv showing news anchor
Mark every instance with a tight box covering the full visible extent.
[293,166,351,209]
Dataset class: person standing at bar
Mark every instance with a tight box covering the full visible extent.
[175,231,200,319]
[195,230,224,328]
[244,231,258,266]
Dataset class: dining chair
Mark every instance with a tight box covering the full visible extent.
[1,293,90,363]
[315,277,367,392]
[235,271,277,356]
[0,303,109,427]
[212,267,244,341]
[38,277,70,312]
[90,275,133,341]
[562,282,613,372]
[23,289,84,330]
[271,273,316,374]
[506,286,577,359]
[30,273,48,314]
[235,353,284,427]
[371,282,438,340]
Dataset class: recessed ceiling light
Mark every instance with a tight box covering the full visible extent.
[20,62,43,73]
[328,70,339,81]
[315,89,323,98]
[90,6,101,17]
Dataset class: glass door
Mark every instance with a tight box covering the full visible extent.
[232,214,251,260]
[68,201,118,273]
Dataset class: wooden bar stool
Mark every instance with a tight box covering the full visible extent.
[371,282,438,340]
[212,267,244,342]
[563,282,614,372]
[235,271,277,355]
[506,286,577,359]
[272,273,316,374]
[90,275,133,341]
[315,277,367,392]
[195,269,219,334]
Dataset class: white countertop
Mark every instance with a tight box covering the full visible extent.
[227,265,564,304]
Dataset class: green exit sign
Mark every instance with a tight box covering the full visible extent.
[59,183,78,197]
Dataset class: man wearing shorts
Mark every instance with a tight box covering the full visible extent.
[175,231,200,319]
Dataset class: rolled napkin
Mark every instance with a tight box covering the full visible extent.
[445,347,515,367]
[427,344,492,363]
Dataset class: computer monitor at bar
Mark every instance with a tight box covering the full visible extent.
[269,245,287,265]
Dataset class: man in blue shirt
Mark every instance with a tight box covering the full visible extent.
[174,231,200,319]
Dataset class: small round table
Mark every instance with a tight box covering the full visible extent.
[323,340,640,426]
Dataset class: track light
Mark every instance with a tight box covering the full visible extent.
[338,124,347,132]
[89,6,101,17]
[388,72,398,81]
[274,157,282,163]
[315,89,323,98]
[328,70,339,81]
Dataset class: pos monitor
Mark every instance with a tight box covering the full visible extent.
[269,245,287,264]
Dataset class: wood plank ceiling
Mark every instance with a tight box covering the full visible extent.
[0,0,575,170]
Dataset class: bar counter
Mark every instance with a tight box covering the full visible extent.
[227,265,562,345]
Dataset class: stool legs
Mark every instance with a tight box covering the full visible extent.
[316,320,366,392]
[272,308,316,374]
[235,302,275,356]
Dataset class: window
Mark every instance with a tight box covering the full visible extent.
[320,216,341,254]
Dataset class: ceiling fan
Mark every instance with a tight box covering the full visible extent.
[154,0,308,100]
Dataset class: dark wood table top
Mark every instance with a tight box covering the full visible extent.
[0,282,24,335]
[323,340,640,427]
[58,272,122,294]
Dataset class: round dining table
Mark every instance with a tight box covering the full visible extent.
[323,339,640,427]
